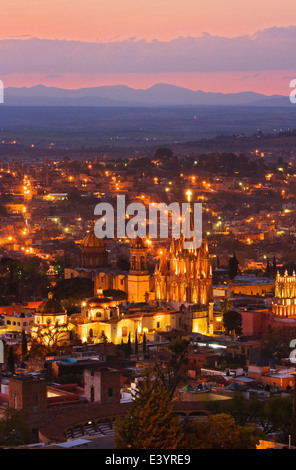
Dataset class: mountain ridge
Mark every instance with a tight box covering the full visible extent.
[1,83,291,107]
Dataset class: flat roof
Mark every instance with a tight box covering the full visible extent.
[56,439,91,448]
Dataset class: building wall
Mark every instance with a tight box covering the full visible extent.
[84,368,121,404]
[77,310,182,345]
[95,272,128,294]
[3,314,33,334]
[9,377,47,414]
[127,274,151,303]
[240,310,269,337]
[192,315,210,336]
[225,283,274,296]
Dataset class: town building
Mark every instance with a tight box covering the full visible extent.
[31,292,73,346]
[154,235,214,335]
[272,270,296,317]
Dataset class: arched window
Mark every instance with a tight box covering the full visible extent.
[122,326,127,337]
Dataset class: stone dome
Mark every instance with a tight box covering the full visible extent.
[86,296,115,307]
[81,221,106,248]
[79,220,108,269]
[36,292,65,314]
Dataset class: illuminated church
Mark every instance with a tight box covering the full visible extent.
[272,270,296,317]
[68,193,214,339]
[154,196,214,335]
[31,292,74,346]
[154,237,213,335]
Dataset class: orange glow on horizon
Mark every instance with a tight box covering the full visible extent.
[1,0,296,43]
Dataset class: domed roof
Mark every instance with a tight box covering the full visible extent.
[86,297,115,307]
[36,292,66,314]
[85,290,117,307]
[81,220,106,248]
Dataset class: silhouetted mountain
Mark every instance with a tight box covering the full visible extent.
[1,83,291,107]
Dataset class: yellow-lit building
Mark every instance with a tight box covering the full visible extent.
[31,292,73,346]
[272,270,296,317]
[127,237,153,303]
[5,203,26,214]
[70,291,184,345]
[154,234,214,335]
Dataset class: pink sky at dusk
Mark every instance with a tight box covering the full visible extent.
[4,70,294,96]
[2,0,296,43]
[1,0,296,94]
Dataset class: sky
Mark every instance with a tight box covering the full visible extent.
[1,0,296,94]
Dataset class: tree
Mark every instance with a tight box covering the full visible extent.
[28,322,73,359]
[154,147,173,160]
[99,330,109,343]
[291,375,296,446]
[103,289,127,300]
[21,330,27,360]
[135,330,138,354]
[37,322,71,353]
[126,332,132,357]
[223,310,242,336]
[27,338,50,360]
[261,325,296,363]
[7,347,15,375]
[154,338,189,400]
[0,408,32,446]
[114,366,184,449]
[183,413,263,449]
[220,298,231,314]
[228,252,239,279]
[52,277,94,301]
[207,392,292,445]
[143,332,147,354]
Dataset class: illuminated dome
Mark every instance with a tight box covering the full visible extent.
[86,293,117,308]
[81,221,106,248]
[36,292,65,314]
[79,220,108,269]
[34,292,68,329]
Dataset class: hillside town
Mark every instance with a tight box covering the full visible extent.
[0,145,295,449]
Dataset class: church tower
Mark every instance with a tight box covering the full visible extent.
[127,237,151,303]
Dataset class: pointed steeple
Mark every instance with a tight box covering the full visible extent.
[170,238,175,255]
[203,235,209,254]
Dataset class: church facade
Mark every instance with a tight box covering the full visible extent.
[154,236,214,335]
[272,270,296,317]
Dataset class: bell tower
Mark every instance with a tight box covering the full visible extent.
[128,237,150,303]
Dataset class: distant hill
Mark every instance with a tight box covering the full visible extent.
[1,83,292,107]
